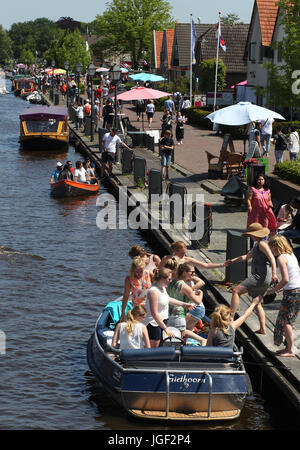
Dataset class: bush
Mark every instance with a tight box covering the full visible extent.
[273,160,300,185]
[273,120,300,135]
[185,107,212,127]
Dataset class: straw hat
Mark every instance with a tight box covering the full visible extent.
[241,223,270,238]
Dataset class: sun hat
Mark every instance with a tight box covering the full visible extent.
[241,223,270,238]
[56,162,63,167]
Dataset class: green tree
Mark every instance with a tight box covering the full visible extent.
[9,18,58,60]
[19,48,34,65]
[44,29,92,72]
[263,0,300,115]
[0,25,13,64]
[221,13,243,24]
[199,58,226,92]
[91,0,174,69]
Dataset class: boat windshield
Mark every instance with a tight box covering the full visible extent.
[25,119,59,133]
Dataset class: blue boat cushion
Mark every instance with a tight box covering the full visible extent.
[120,347,176,362]
[103,300,133,329]
[180,346,234,362]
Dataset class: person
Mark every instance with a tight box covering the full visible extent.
[60,82,67,99]
[228,223,278,334]
[160,129,174,181]
[111,305,151,350]
[74,160,88,183]
[92,100,100,132]
[84,159,97,184]
[144,268,195,347]
[135,99,144,121]
[102,99,114,131]
[146,100,155,128]
[246,121,263,158]
[164,255,205,290]
[273,126,288,164]
[67,161,74,175]
[287,126,299,161]
[260,117,274,156]
[206,298,261,347]
[266,235,300,357]
[167,263,207,345]
[160,109,173,137]
[247,174,277,238]
[278,197,300,241]
[164,95,175,117]
[74,101,84,130]
[58,163,73,181]
[180,97,191,119]
[101,128,131,177]
[159,240,230,271]
[277,199,296,231]
[128,245,161,272]
[120,256,152,322]
[49,162,63,183]
[175,111,186,145]
[84,100,91,117]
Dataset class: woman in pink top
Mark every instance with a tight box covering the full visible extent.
[247,174,277,233]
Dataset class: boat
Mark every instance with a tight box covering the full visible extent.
[87,299,251,422]
[50,179,99,198]
[26,91,44,104]
[12,77,36,97]
[19,106,69,150]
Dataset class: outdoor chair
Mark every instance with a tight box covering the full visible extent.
[206,150,230,179]
[226,152,244,179]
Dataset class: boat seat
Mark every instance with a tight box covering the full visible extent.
[180,346,234,362]
[120,346,176,362]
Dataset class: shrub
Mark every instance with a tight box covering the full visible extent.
[185,107,212,127]
[273,160,300,185]
[272,120,300,135]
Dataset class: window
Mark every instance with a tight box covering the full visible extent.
[249,42,256,62]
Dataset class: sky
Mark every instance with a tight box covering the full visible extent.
[1,0,255,30]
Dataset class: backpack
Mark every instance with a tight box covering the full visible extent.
[276,132,287,150]
[84,104,91,115]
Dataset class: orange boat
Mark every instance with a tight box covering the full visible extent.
[50,179,99,198]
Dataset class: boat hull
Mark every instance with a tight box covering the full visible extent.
[20,136,68,150]
[51,179,99,198]
[87,324,249,421]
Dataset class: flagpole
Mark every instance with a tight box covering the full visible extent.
[213,11,221,112]
[190,13,193,104]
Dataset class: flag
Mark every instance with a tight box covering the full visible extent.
[216,22,227,52]
[191,20,197,64]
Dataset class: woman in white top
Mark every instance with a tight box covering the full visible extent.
[267,235,300,357]
[277,199,296,231]
[146,100,155,128]
[144,267,195,347]
[112,305,150,350]
[287,126,299,161]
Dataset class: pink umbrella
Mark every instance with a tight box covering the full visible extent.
[117,86,171,101]
[230,80,247,89]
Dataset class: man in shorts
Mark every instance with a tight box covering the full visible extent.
[160,129,174,181]
[101,128,131,177]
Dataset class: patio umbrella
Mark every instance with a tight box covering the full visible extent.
[96,67,109,72]
[117,86,171,101]
[206,102,285,126]
[45,68,66,75]
[117,87,171,131]
[129,72,166,82]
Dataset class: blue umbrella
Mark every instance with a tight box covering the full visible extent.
[206,102,285,126]
[129,72,166,82]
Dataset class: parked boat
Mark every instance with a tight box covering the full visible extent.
[12,77,36,96]
[87,299,251,421]
[50,179,99,198]
[19,106,69,150]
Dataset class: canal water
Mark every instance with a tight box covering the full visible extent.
[0,80,277,430]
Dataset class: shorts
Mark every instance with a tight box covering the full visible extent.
[147,319,168,341]
[187,304,205,321]
[161,151,172,167]
[101,152,115,163]
[147,112,154,118]
[168,316,186,331]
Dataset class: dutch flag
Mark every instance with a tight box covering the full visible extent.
[216,22,227,52]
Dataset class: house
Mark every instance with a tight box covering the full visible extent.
[245,0,279,105]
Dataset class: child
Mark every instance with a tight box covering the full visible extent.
[207,298,260,347]
[112,305,150,350]
[266,235,300,357]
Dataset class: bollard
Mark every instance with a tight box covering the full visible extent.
[84,117,92,136]
[225,230,248,283]
[122,148,133,174]
[148,169,162,202]
[54,93,59,105]
[191,202,212,248]
[133,156,147,185]
[168,182,186,224]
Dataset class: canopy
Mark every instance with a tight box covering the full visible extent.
[45,68,66,75]
[206,102,285,126]
[129,72,166,82]
[20,106,68,121]
[117,86,171,101]
[230,80,247,89]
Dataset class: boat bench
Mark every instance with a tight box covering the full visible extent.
[180,346,234,362]
[120,347,177,362]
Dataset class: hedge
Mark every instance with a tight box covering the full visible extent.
[273,160,300,185]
